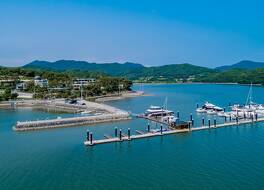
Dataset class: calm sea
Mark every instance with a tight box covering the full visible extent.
[1,84,264,190]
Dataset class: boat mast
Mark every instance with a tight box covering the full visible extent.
[245,83,253,106]
[163,97,168,110]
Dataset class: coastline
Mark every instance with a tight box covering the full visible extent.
[0,99,131,131]
[133,82,263,86]
[95,90,151,102]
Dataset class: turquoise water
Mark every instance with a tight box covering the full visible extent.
[1,84,264,190]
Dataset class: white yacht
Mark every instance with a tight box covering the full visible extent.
[198,101,223,112]
[145,105,174,117]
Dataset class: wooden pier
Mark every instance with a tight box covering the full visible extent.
[84,117,264,146]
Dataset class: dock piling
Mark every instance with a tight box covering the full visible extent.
[188,122,191,131]
[128,128,131,140]
[160,125,163,134]
[229,116,232,122]
[90,132,93,145]
[86,130,90,141]
[208,119,211,128]
[202,117,205,126]
[224,116,227,122]
[119,129,122,141]
[190,113,193,121]
[147,123,150,132]
[191,119,194,126]
[214,118,216,127]
[115,127,118,137]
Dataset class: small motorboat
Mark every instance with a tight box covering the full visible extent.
[161,115,178,124]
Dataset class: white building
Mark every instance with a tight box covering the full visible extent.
[16,92,34,99]
[34,76,49,88]
[73,78,96,89]
[16,82,28,91]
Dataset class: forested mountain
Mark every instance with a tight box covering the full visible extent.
[23,60,214,81]
[7,59,264,85]
[216,60,264,71]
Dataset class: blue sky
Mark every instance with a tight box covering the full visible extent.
[0,0,263,67]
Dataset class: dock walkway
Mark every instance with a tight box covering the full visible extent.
[84,117,264,146]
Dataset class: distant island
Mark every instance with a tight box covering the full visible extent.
[23,59,264,84]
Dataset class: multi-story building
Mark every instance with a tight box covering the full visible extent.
[34,76,49,88]
[73,78,96,89]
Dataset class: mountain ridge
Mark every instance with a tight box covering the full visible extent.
[215,60,264,71]
[23,60,214,80]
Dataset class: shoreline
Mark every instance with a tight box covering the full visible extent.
[95,90,151,102]
[133,82,263,86]
[0,99,131,131]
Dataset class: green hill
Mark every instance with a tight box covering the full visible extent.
[216,60,264,71]
[23,60,214,81]
[21,59,264,85]
[23,60,144,76]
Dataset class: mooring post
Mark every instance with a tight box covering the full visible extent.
[177,111,179,118]
[119,129,122,141]
[128,128,131,140]
[229,115,232,122]
[224,116,227,122]
[90,132,93,145]
[255,113,258,121]
[147,123,150,132]
[208,119,211,128]
[188,122,191,131]
[115,127,118,137]
[214,118,216,127]
[190,113,193,121]
[160,125,163,134]
[191,119,194,126]
[86,130,90,141]
[202,117,205,126]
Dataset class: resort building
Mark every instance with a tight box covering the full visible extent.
[16,82,28,91]
[34,76,49,88]
[0,79,16,87]
[73,78,96,89]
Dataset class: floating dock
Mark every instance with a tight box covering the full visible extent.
[84,117,264,146]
